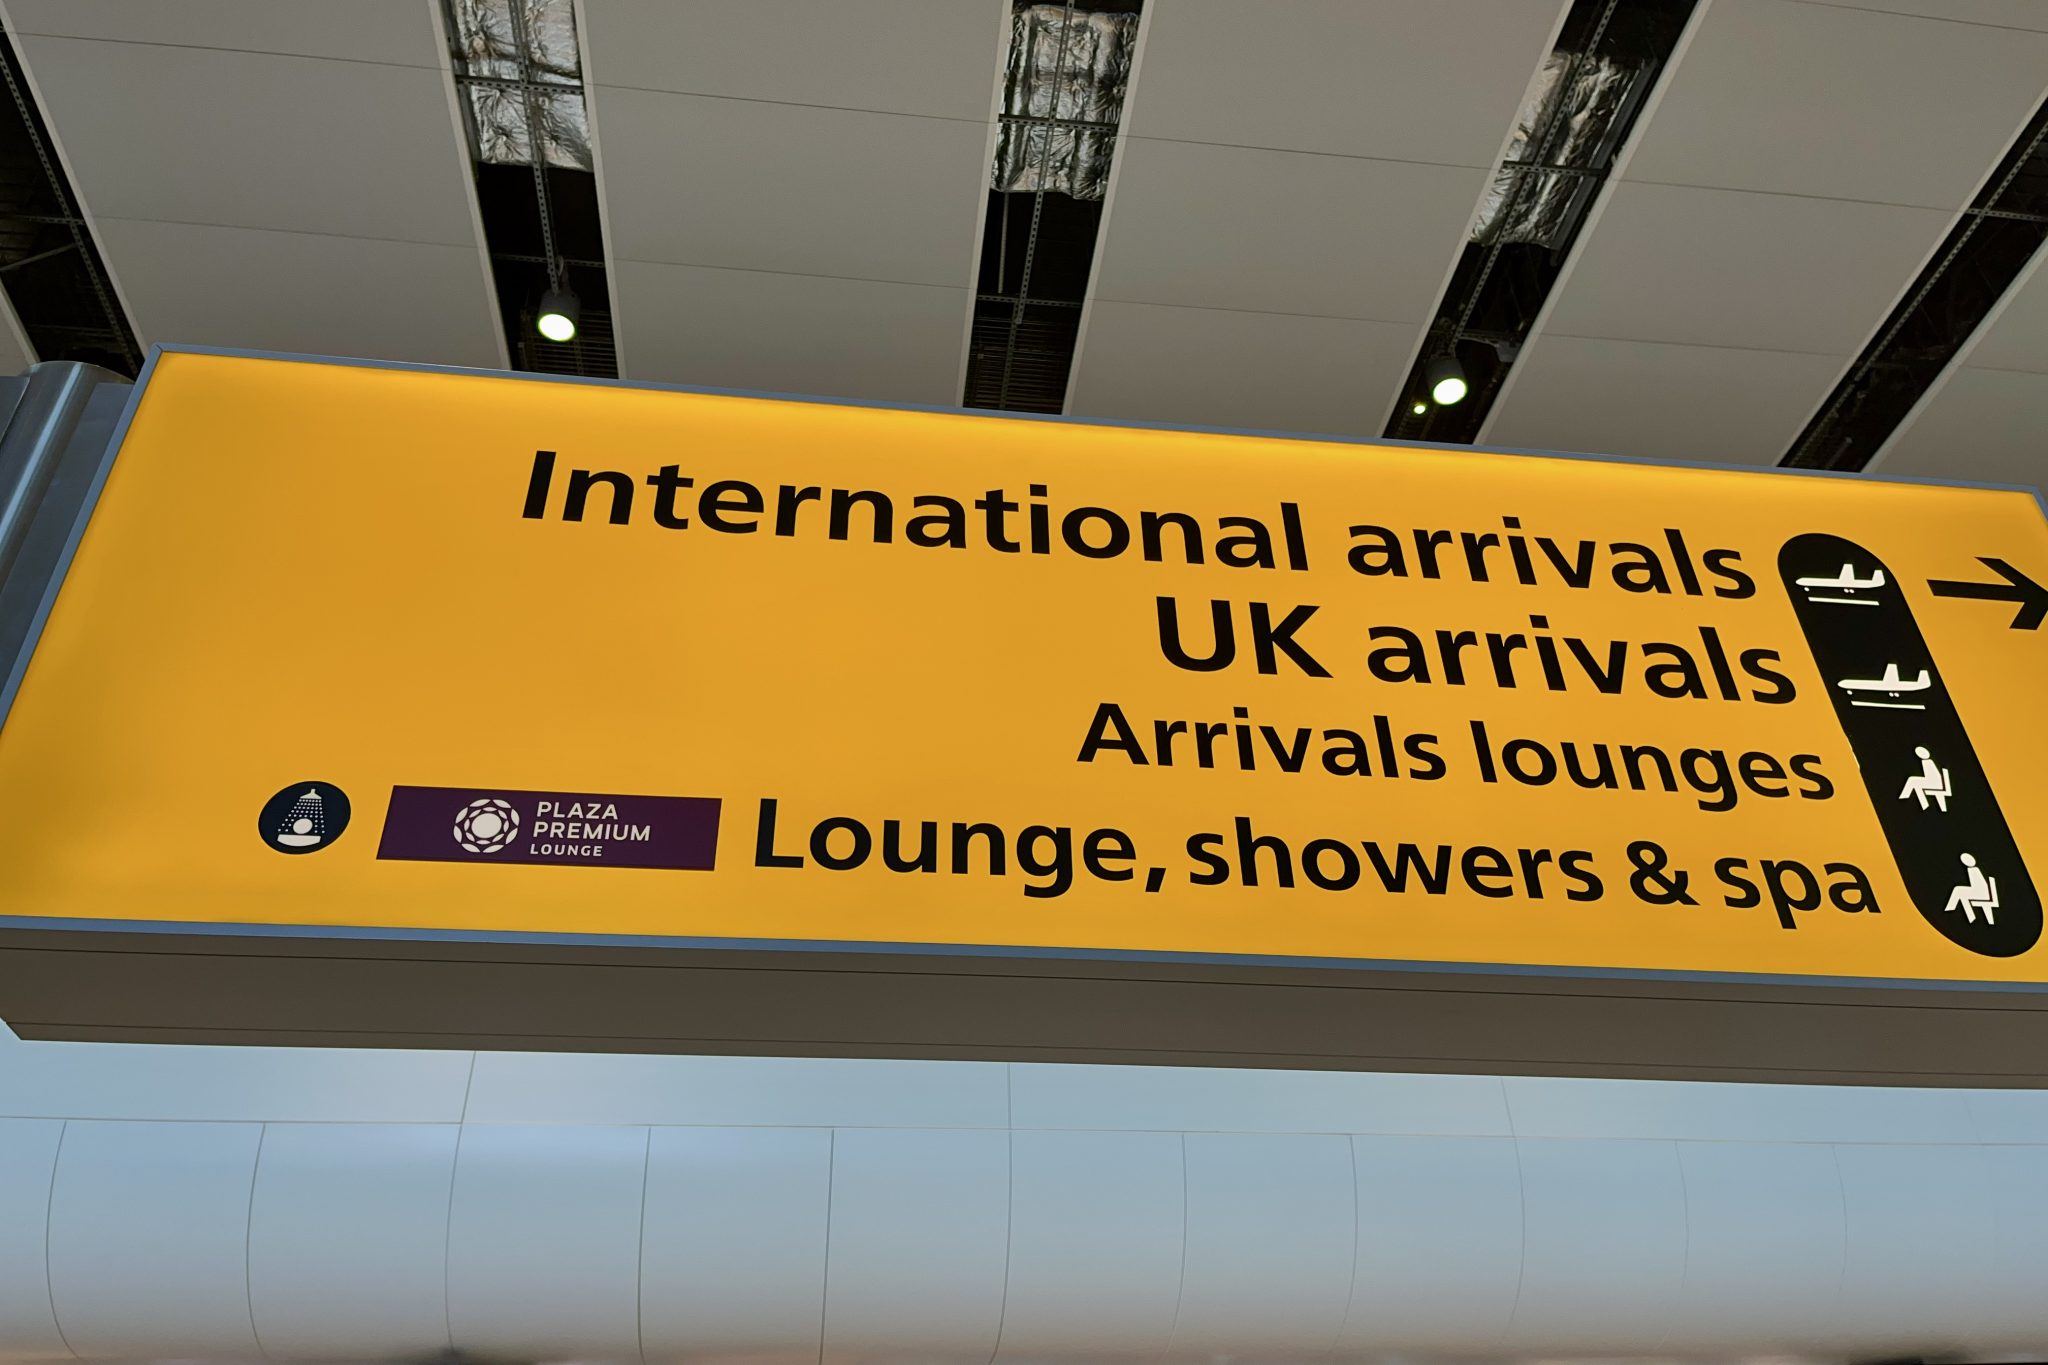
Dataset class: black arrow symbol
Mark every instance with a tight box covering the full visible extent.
[1928,558,2048,630]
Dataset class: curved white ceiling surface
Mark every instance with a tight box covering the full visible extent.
[2,1025,2046,1363]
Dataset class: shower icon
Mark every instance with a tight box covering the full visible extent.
[257,781,352,855]
[275,788,329,847]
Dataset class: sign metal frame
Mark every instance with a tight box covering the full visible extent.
[5,344,2048,1076]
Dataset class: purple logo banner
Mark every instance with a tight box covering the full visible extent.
[377,786,720,870]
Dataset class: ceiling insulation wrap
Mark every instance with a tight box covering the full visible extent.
[449,0,591,170]
[1471,50,1645,248]
[993,5,1139,201]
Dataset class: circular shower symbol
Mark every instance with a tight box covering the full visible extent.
[453,797,520,854]
[257,781,351,854]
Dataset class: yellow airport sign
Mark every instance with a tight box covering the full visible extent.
[2,348,2046,985]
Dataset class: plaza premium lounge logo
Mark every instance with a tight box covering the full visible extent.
[377,786,720,870]
[454,797,520,853]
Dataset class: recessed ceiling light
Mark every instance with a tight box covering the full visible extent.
[1426,355,1468,406]
[537,286,579,343]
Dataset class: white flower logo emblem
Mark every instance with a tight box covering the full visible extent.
[453,797,519,854]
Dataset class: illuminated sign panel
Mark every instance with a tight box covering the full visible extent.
[4,349,2047,986]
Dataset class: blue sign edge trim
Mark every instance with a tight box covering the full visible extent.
[2,911,2045,994]
[0,347,159,730]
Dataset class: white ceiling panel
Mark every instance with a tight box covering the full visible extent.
[1123,0,1570,165]
[1068,302,1419,437]
[3,0,448,66]
[1090,140,1486,321]
[596,88,987,285]
[613,260,967,405]
[583,0,1004,397]
[1485,335,1848,466]
[94,220,505,366]
[1623,0,2048,208]
[1537,181,1950,354]
[1876,367,2048,488]
[6,9,502,367]
[1071,0,1570,433]
[581,0,1002,120]
[1796,0,2048,33]
[1490,0,2047,467]
[15,38,479,245]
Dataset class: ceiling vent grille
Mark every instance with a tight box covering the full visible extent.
[965,1,1140,415]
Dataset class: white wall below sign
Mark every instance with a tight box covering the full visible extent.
[1,1020,2045,1362]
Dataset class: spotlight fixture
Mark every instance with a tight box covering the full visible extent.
[1425,354,1468,406]
[1411,401,1429,416]
[536,286,579,343]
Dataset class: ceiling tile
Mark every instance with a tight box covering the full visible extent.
[1484,335,1848,465]
[582,0,1005,121]
[1540,181,1951,354]
[95,219,502,367]
[1124,0,1567,166]
[17,37,479,245]
[595,87,987,286]
[1092,137,1485,321]
[1067,302,1414,437]
[613,260,966,404]
[1796,0,2048,33]
[2,0,444,66]
[1623,0,2048,208]
[1878,367,2048,487]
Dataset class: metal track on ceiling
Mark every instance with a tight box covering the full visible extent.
[1783,96,2048,471]
[0,28,137,375]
